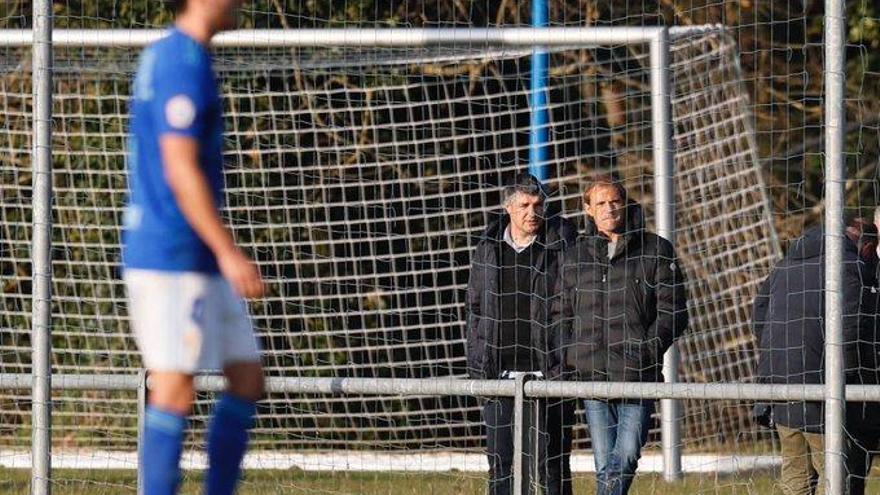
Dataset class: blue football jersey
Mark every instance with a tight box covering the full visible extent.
[123,28,224,273]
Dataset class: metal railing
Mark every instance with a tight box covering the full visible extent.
[3,373,880,494]
[6,374,880,402]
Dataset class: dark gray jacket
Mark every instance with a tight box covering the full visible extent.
[551,201,689,382]
[752,226,871,432]
[465,213,577,379]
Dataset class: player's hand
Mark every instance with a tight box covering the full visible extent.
[217,247,265,299]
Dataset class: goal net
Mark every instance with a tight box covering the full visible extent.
[0,27,779,488]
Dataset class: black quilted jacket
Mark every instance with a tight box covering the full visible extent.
[551,201,689,382]
[465,212,577,379]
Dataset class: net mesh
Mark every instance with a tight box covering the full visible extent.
[2,0,879,493]
[0,29,776,452]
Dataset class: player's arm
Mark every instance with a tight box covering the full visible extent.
[151,55,264,299]
[160,136,264,298]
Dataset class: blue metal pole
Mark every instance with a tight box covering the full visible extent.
[529,0,549,181]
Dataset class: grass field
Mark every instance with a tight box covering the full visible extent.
[2,468,851,494]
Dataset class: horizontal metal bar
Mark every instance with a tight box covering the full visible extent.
[668,24,726,39]
[4,373,879,402]
[0,373,140,391]
[523,381,880,402]
[256,376,520,397]
[0,26,722,48]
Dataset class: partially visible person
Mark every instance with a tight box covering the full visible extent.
[874,207,880,261]
[551,174,688,495]
[844,218,880,495]
[752,219,873,495]
[466,173,578,495]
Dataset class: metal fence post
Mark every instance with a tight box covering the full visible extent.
[823,0,847,493]
[31,0,53,493]
[650,27,682,482]
[513,374,539,495]
[137,370,147,495]
[513,374,526,495]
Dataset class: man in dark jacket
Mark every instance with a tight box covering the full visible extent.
[552,175,688,495]
[751,222,873,495]
[466,173,578,495]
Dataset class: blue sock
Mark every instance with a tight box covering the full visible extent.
[142,406,186,495]
[205,393,256,495]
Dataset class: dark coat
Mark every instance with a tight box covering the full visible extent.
[851,280,880,437]
[465,212,578,379]
[551,201,689,382]
[751,226,872,433]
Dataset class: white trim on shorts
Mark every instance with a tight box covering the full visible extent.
[124,269,261,373]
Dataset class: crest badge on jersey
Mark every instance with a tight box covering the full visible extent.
[165,94,197,129]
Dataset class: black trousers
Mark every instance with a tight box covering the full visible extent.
[483,397,575,495]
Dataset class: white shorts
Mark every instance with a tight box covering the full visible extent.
[124,269,261,373]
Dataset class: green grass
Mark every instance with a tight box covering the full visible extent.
[0,468,797,494]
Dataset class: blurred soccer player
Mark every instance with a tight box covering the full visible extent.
[122,1,264,494]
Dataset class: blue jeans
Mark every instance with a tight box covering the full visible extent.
[583,399,654,495]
